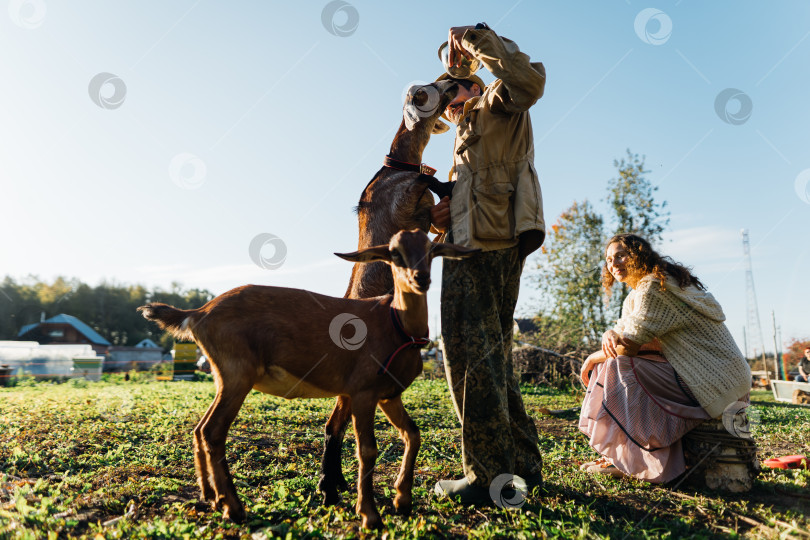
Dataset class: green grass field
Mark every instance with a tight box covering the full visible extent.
[1,375,808,539]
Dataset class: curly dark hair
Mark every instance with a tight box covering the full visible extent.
[601,234,705,295]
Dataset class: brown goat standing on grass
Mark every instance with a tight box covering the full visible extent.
[138,229,477,530]
[318,78,460,506]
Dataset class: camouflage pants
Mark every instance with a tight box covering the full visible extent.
[440,245,543,487]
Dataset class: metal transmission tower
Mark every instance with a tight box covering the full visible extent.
[741,229,767,375]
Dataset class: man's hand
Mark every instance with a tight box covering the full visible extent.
[430,196,451,232]
[448,26,476,68]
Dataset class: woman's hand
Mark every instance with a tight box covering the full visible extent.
[601,330,642,358]
[601,330,623,359]
[580,351,607,387]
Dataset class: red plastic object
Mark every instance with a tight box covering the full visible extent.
[763,455,807,469]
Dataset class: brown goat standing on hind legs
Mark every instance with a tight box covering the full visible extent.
[138,229,478,530]
[318,78,460,505]
[347,78,458,299]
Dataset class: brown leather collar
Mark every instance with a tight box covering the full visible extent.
[383,155,437,176]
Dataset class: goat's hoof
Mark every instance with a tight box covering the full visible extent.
[360,512,382,530]
[317,474,345,505]
[199,486,215,502]
[321,491,341,506]
[320,473,349,494]
[223,503,245,523]
[393,497,412,515]
[336,474,349,493]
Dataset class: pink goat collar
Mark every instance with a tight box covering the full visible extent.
[378,307,430,375]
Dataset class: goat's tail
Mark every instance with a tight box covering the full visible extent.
[138,303,197,341]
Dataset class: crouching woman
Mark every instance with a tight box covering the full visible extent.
[578,234,751,483]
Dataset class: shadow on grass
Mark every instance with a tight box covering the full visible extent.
[526,481,728,539]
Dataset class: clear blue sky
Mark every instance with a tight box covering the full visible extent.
[1,1,808,356]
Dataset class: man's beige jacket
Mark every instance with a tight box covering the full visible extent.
[446,27,546,257]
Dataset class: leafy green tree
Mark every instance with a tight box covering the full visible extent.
[605,150,671,303]
[535,200,608,348]
[532,149,671,353]
[0,276,43,340]
[607,149,669,244]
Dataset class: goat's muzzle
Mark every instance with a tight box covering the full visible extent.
[413,271,431,292]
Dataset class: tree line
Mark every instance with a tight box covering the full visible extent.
[0,277,213,350]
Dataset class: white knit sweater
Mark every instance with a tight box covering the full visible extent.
[614,274,751,418]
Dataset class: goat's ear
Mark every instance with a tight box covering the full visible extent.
[430,243,480,260]
[432,119,451,134]
[335,245,392,263]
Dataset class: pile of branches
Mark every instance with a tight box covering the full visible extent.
[510,317,596,388]
[512,343,583,388]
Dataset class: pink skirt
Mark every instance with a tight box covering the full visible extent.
[578,354,711,483]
